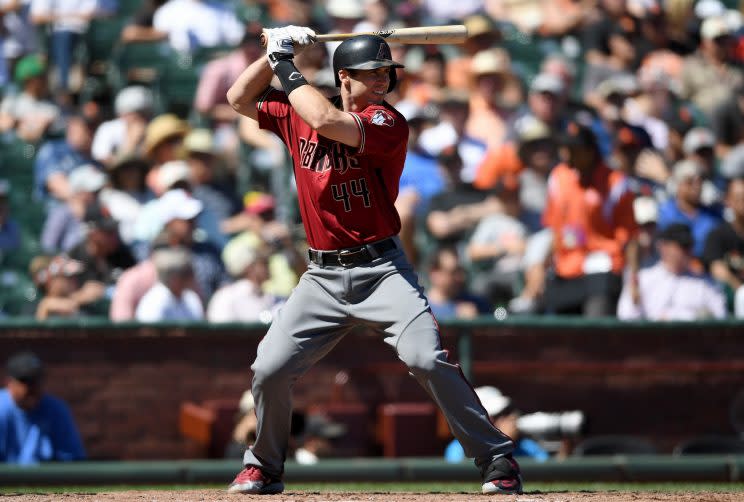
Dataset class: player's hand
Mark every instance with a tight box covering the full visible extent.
[265,25,316,69]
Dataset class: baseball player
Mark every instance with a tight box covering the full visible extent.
[224,25,522,495]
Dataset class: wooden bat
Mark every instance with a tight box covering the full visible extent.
[260,25,468,47]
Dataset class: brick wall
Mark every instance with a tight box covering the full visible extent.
[1,322,742,459]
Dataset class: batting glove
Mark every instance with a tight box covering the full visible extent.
[265,26,316,69]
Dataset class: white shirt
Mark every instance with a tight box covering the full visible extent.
[617,262,727,321]
[153,0,245,53]
[207,279,281,323]
[91,117,126,162]
[135,282,204,322]
[30,0,98,33]
[1,0,37,58]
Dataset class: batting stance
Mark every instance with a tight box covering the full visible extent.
[225,25,522,495]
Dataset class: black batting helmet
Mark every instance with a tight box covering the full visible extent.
[332,35,404,93]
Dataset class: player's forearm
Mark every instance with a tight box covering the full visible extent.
[286,85,352,138]
[227,56,274,119]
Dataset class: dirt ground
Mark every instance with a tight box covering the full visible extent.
[3,490,742,502]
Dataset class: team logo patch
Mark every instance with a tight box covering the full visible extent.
[370,110,394,127]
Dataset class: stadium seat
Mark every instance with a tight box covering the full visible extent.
[572,435,658,456]
[673,435,744,455]
[84,17,129,75]
[109,41,172,90]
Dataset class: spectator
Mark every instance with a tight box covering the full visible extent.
[142,113,189,196]
[617,223,726,320]
[135,246,204,321]
[445,13,501,91]
[681,126,724,207]
[184,128,242,248]
[33,114,97,208]
[67,202,137,311]
[542,122,638,316]
[224,390,258,459]
[512,73,569,140]
[467,180,530,307]
[143,188,226,301]
[208,242,281,323]
[0,54,60,142]
[33,255,89,320]
[40,163,107,253]
[0,0,38,85]
[657,159,723,258]
[293,413,346,465]
[679,15,744,117]
[29,0,100,96]
[445,386,549,463]
[99,155,153,246]
[119,0,168,44]
[152,0,245,53]
[91,86,154,166]
[0,351,85,463]
[425,246,491,320]
[703,178,744,317]
[465,48,518,151]
[0,179,20,254]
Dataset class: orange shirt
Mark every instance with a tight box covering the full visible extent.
[543,163,638,278]
[473,142,523,190]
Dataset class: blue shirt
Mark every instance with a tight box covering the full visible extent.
[444,437,549,463]
[399,151,445,216]
[33,139,92,204]
[657,200,722,258]
[0,389,86,464]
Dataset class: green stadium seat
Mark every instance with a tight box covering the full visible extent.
[156,52,204,117]
[84,17,129,75]
[109,41,172,90]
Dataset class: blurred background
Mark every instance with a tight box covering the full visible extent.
[2,0,744,470]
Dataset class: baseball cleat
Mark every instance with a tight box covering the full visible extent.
[227,466,284,494]
[480,454,524,495]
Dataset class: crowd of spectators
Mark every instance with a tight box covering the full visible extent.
[2,0,744,322]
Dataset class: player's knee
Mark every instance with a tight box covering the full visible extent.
[399,349,439,376]
[251,360,293,392]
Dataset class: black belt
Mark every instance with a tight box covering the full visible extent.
[308,238,397,268]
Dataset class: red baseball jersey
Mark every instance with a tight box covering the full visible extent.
[256,88,408,250]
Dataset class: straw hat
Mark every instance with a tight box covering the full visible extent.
[143,114,189,157]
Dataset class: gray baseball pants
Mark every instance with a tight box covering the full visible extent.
[243,238,513,476]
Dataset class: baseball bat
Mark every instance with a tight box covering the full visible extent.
[260,25,468,47]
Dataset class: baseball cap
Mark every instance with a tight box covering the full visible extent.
[158,160,191,190]
[114,86,153,116]
[243,191,276,215]
[6,351,44,384]
[633,196,659,225]
[682,127,716,155]
[530,73,564,95]
[657,223,694,249]
[326,0,364,18]
[157,189,203,224]
[464,14,499,39]
[596,74,639,99]
[222,236,258,277]
[616,124,653,149]
[701,15,732,39]
[83,202,118,231]
[475,386,512,417]
[514,115,551,144]
[696,0,726,20]
[68,164,108,194]
[183,129,216,156]
[14,54,46,84]
[471,48,511,76]
[671,159,704,182]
